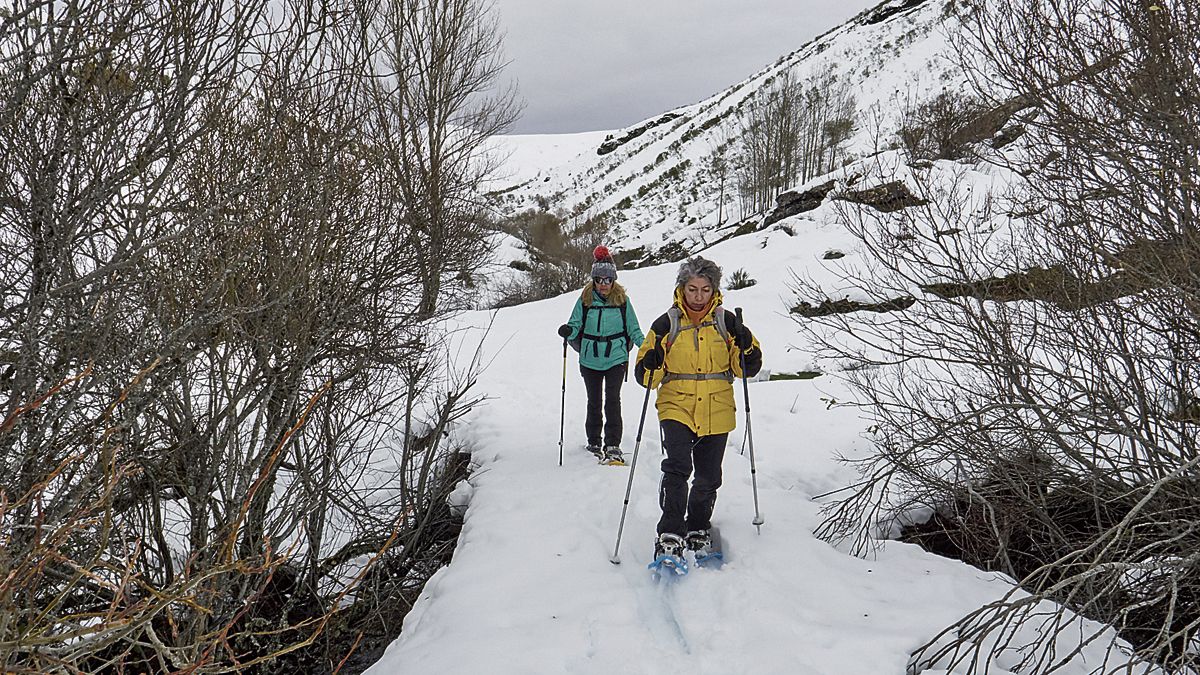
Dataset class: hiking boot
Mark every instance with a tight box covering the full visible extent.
[685,529,712,555]
[653,532,686,559]
[586,444,603,458]
[601,445,624,464]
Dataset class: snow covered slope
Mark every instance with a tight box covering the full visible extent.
[485,0,971,267]
[365,225,1161,674]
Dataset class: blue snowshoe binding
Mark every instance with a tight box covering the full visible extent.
[688,528,724,569]
[648,533,688,577]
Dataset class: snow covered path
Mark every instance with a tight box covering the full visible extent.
[364,235,1015,674]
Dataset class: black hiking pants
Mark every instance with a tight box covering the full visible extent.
[580,362,626,447]
[657,419,728,537]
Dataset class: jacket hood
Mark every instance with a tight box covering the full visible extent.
[672,286,723,320]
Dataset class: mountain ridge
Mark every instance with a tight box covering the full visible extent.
[485,0,967,270]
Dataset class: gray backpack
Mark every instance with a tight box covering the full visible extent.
[654,306,734,384]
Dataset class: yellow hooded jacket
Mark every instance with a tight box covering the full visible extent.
[634,288,761,436]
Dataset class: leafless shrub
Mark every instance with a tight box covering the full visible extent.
[494,208,610,307]
[801,0,1200,670]
[0,0,507,671]
[898,91,986,162]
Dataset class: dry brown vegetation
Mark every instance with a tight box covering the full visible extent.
[0,0,512,671]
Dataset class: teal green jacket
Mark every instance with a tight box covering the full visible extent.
[565,286,645,371]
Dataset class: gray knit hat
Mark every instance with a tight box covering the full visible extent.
[676,256,721,289]
[591,245,617,280]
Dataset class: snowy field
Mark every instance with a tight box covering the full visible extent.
[363,225,1161,674]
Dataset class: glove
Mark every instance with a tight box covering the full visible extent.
[741,345,763,377]
[640,345,665,371]
[734,326,753,351]
[557,324,572,338]
[725,312,753,351]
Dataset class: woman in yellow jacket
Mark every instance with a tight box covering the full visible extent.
[634,256,762,561]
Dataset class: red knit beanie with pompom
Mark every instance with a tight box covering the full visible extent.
[591,245,617,281]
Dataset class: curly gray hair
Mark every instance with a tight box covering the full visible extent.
[675,256,721,290]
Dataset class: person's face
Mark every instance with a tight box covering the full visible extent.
[683,276,714,311]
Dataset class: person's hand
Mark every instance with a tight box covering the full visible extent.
[557,324,572,338]
[726,313,753,351]
[742,345,763,377]
[641,345,665,371]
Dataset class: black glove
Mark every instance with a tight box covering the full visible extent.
[640,345,665,371]
[726,312,753,351]
[731,322,754,351]
[741,345,763,377]
[557,324,572,338]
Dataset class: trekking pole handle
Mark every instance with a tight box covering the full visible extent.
[735,308,750,415]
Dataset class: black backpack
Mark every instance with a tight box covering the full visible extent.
[570,301,633,359]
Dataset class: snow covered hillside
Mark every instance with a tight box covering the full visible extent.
[484,0,971,268]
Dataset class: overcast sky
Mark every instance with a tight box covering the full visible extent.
[492,0,883,135]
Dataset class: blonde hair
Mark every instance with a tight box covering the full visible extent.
[583,280,627,306]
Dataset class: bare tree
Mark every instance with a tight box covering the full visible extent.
[735,67,856,215]
[0,0,506,671]
[802,0,1200,671]
[363,0,521,317]
[706,130,733,225]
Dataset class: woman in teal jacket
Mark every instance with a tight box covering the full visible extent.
[557,247,645,464]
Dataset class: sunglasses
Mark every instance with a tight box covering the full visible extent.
[593,276,614,285]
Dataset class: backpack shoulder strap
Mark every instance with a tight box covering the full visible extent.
[713,306,731,343]
[618,301,629,349]
[664,307,682,352]
[649,311,672,347]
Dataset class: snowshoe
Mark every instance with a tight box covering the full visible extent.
[688,527,724,569]
[586,444,603,459]
[600,445,625,466]
[648,533,688,577]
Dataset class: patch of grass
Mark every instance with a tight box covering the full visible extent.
[769,371,822,381]
[728,268,757,290]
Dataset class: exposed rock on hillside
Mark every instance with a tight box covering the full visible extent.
[922,237,1199,310]
[864,0,929,25]
[792,295,915,317]
[837,181,927,212]
[596,112,685,155]
[763,180,838,227]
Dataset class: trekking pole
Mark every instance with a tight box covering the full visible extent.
[736,308,765,533]
[610,353,656,564]
[559,337,568,467]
